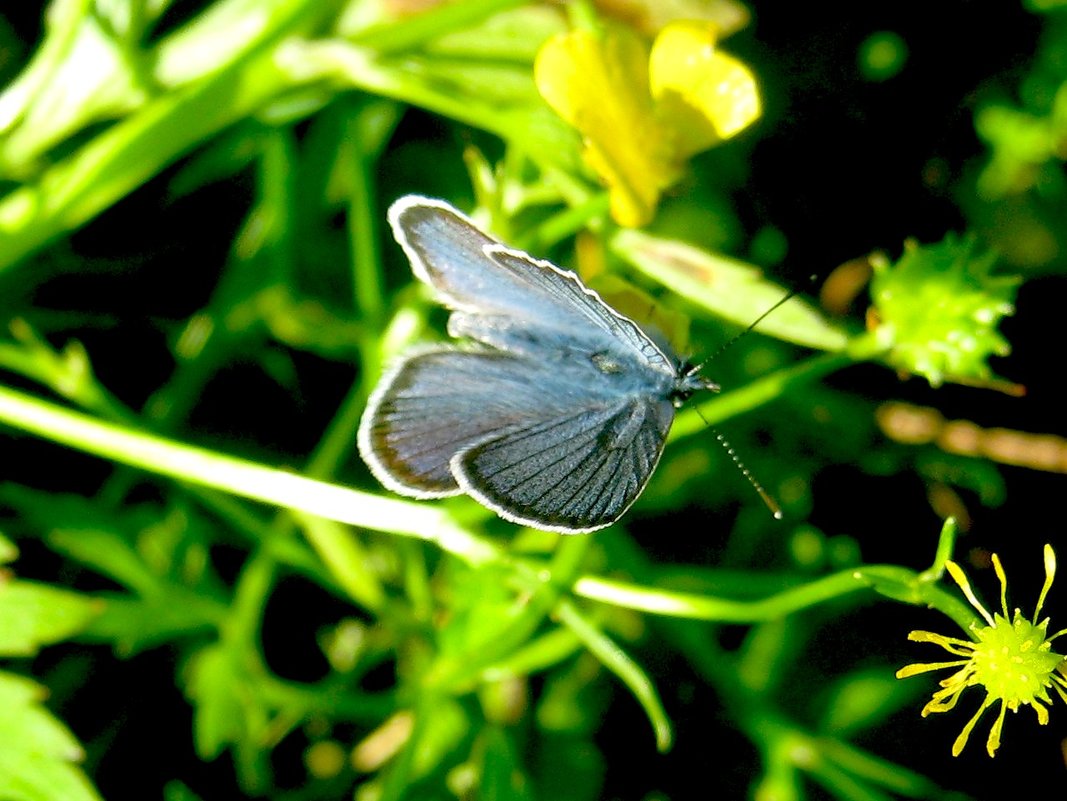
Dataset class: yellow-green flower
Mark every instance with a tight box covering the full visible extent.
[896,544,1067,757]
[534,20,760,227]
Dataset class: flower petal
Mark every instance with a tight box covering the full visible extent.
[648,21,760,156]
[535,27,679,226]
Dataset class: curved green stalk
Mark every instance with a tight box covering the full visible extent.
[0,384,499,565]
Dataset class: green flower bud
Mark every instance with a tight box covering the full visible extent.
[870,235,1019,387]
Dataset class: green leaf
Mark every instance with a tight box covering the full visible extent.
[535,652,609,737]
[292,513,385,611]
[0,487,166,596]
[612,228,850,351]
[0,580,101,657]
[423,4,563,61]
[0,671,103,801]
[436,564,519,658]
[82,591,223,655]
[0,323,119,414]
[554,600,672,753]
[47,527,158,596]
[0,0,149,171]
[185,642,250,760]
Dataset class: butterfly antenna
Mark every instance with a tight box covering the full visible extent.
[691,280,807,519]
[715,431,782,519]
[705,280,812,363]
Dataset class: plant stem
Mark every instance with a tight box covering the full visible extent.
[0,384,499,565]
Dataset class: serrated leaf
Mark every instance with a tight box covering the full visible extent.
[0,674,82,761]
[185,642,247,760]
[0,672,103,801]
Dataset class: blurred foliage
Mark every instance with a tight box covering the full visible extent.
[0,1,1064,800]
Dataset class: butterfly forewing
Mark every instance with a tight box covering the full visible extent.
[391,198,676,372]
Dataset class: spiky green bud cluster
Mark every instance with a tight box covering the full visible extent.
[870,236,1018,387]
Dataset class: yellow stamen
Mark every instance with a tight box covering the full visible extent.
[992,553,1009,618]
[946,560,995,626]
[1035,543,1056,624]
[985,701,1008,757]
[907,629,977,654]
[896,660,969,678]
[952,697,994,756]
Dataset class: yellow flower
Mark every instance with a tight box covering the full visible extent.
[534,21,760,227]
[896,544,1067,757]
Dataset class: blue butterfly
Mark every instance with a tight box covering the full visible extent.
[358,196,718,533]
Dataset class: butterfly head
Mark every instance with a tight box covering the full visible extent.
[670,361,719,408]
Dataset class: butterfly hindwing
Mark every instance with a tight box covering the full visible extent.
[455,396,675,533]
[359,347,631,501]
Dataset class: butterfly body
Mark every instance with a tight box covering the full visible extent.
[358,196,717,533]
